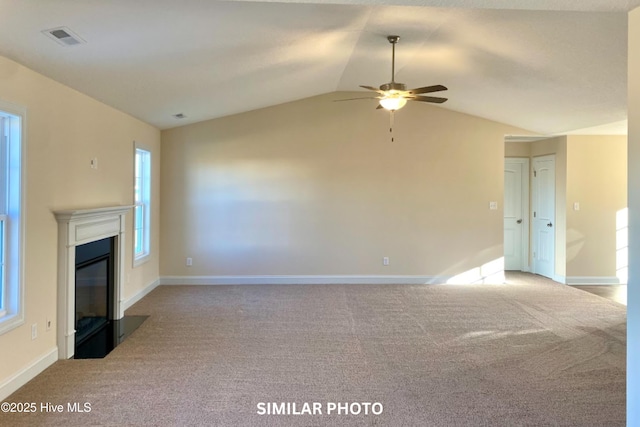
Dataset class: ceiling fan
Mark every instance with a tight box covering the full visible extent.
[339,35,448,111]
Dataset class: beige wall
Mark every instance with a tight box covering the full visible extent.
[161,92,526,280]
[505,141,531,157]
[0,56,160,390]
[566,135,627,279]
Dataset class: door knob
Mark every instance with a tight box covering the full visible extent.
[547,222,553,227]
[517,219,522,224]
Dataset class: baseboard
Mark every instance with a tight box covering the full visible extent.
[160,275,451,286]
[566,276,622,285]
[0,347,57,402]
[122,278,160,311]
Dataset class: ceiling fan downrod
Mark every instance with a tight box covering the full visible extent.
[388,35,399,84]
[380,35,405,92]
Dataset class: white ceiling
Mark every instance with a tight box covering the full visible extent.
[0,0,636,134]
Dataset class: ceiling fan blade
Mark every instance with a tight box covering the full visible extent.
[409,95,448,104]
[407,85,448,95]
[334,97,380,102]
[360,85,385,94]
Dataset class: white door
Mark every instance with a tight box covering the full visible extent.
[532,155,555,279]
[504,158,529,270]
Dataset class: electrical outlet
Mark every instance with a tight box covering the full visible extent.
[90,157,98,169]
[186,257,193,266]
[31,323,37,340]
[383,257,390,266]
[489,201,498,210]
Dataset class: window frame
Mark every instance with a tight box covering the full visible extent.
[0,100,25,335]
[133,143,151,267]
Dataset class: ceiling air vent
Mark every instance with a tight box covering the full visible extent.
[42,27,86,47]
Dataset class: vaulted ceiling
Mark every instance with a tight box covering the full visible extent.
[1,0,637,134]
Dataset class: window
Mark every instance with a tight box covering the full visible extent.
[0,103,24,335]
[134,146,151,265]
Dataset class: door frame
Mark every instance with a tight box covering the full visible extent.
[504,157,531,271]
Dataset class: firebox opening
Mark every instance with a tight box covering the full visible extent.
[74,237,114,353]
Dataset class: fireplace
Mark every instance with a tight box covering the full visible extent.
[54,206,132,359]
[74,237,115,347]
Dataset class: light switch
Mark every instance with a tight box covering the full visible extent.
[489,201,498,210]
[574,202,580,211]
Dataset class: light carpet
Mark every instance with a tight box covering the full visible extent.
[0,272,626,426]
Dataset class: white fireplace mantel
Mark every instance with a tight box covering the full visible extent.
[54,205,132,359]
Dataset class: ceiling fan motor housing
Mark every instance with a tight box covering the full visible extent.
[380,82,406,92]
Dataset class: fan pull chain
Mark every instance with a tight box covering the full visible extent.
[390,110,395,142]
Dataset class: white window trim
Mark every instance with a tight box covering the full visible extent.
[0,99,25,336]
[133,142,151,267]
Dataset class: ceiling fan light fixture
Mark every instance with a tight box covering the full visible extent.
[335,35,447,116]
[379,96,407,111]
